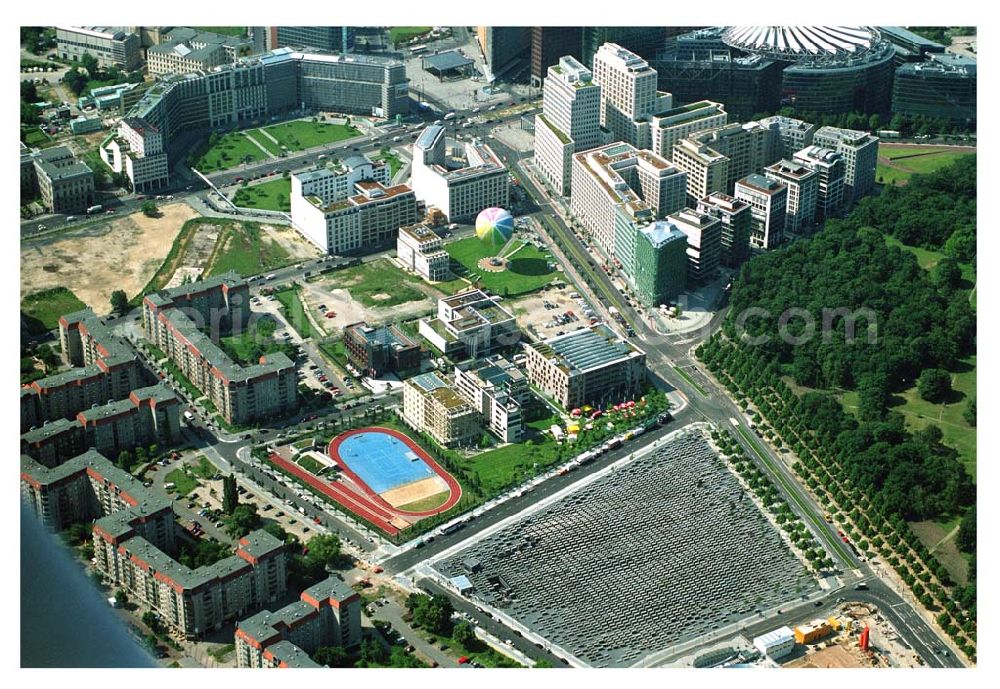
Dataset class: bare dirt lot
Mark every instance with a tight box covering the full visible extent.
[786,643,864,668]
[381,476,448,509]
[21,203,198,314]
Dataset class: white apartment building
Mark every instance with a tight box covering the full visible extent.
[419,289,519,358]
[397,224,450,282]
[735,174,788,250]
[534,55,602,195]
[793,146,846,221]
[411,125,509,221]
[454,355,528,443]
[649,100,728,161]
[811,126,879,204]
[764,159,819,235]
[291,178,418,254]
[667,208,722,285]
[591,43,670,149]
[101,118,170,193]
[291,155,390,202]
[570,142,686,263]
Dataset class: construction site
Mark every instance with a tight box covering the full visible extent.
[431,428,819,667]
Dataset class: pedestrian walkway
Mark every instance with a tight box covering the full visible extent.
[243,132,276,158]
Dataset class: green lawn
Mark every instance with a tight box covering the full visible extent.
[261,120,361,152]
[21,126,52,148]
[884,236,975,285]
[219,318,293,366]
[326,259,429,308]
[841,356,976,481]
[204,223,294,278]
[193,456,218,479]
[445,237,557,296]
[318,340,349,367]
[296,455,324,474]
[192,27,248,37]
[164,468,199,496]
[21,287,87,334]
[877,145,975,185]
[192,132,271,173]
[232,178,291,212]
[274,287,315,339]
[389,26,432,44]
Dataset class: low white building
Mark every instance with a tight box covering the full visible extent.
[454,355,527,443]
[396,224,450,282]
[753,626,795,660]
[419,289,519,358]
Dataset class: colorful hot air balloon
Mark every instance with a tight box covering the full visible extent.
[475,207,514,247]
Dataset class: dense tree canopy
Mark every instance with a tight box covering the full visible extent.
[917,368,952,403]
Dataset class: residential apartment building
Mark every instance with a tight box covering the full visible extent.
[533,55,602,195]
[591,43,670,149]
[402,372,480,448]
[21,384,181,467]
[667,208,722,284]
[291,155,390,202]
[142,274,298,426]
[56,26,141,70]
[343,322,421,378]
[524,325,647,410]
[735,174,788,250]
[20,308,141,433]
[410,125,509,221]
[454,355,528,443]
[292,179,418,254]
[419,289,519,359]
[632,220,689,307]
[23,146,95,214]
[811,126,879,205]
[697,192,752,268]
[235,576,362,668]
[396,224,450,282]
[792,146,846,221]
[649,100,728,160]
[21,450,288,639]
[147,29,254,77]
[101,117,170,193]
[764,159,819,235]
[570,142,686,263]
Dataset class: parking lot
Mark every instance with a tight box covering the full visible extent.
[509,285,598,341]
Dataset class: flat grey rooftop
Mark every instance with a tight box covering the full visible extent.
[432,430,818,667]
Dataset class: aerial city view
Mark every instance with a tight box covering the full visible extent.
[18,22,978,671]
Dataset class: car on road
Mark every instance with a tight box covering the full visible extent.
[37,224,47,231]
[458,656,470,664]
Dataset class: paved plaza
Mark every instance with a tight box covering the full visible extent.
[433,429,818,667]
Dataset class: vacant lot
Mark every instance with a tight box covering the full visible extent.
[232,178,292,212]
[274,287,316,339]
[261,120,361,152]
[21,286,87,334]
[21,203,198,314]
[193,131,270,173]
[203,223,293,278]
[877,145,975,186]
[446,237,557,296]
[325,259,428,308]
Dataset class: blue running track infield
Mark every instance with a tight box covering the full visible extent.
[335,431,436,494]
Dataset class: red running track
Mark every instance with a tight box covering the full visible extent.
[268,452,401,535]
[327,426,462,517]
